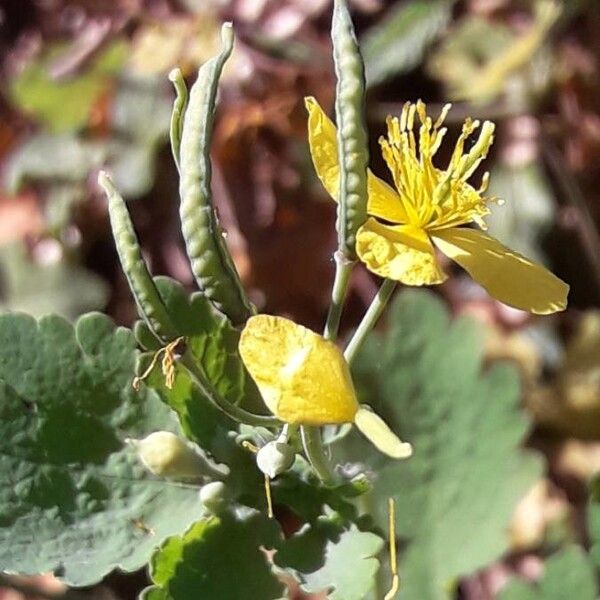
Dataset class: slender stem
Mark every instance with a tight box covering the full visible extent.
[323,251,355,341]
[301,427,336,485]
[180,353,281,428]
[344,279,396,365]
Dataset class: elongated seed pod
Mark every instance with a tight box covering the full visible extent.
[332,0,369,260]
[168,68,188,172]
[99,171,178,341]
[178,24,253,325]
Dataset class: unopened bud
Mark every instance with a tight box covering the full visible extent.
[200,481,228,514]
[128,431,209,480]
[256,441,295,479]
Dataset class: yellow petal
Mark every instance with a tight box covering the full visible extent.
[432,227,569,314]
[356,218,447,285]
[239,315,359,425]
[305,96,407,224]
[354,406,412,459]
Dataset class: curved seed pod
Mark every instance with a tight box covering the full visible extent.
[99,171,178,341]
[332,0,369,260]
[178,23,253,325]
[168,68,188,172]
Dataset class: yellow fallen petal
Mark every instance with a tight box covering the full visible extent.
[354,406,412,459]
[356,218,447,285]
[305,96,407,224]
[239,314,359,425]
[432,227,569,314]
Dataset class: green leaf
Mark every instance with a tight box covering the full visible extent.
[8,41,125,132]
[0,312,204,585]
[498,546,598,600]
[276,516,384,600]
[4,134,106,193]
[145,510,284,600]
[0,242,109,320]
[362,0,454,87]
[339,290,542,600]
[136,277,267,496]
[137,276,264,414]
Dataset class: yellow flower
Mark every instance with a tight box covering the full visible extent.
[239,314,412,459]
[306,97,569,315]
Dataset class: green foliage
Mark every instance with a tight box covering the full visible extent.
[498,547,598,600]
[362,0,454,87]
[276,517,383,599]
[5,76,171,200]
[136,277,268,495]
[9,42,125,132]
[0,312,204,585]
[144,510,284,600]
[0,242,108,320]
[339,290,542,600]
[136,276,263,412]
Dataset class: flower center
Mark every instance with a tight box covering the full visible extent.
[379,101,498,231]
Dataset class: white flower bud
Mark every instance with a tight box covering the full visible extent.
[199,481,228,514]
[256,441,295,479]
[128,431,210,480]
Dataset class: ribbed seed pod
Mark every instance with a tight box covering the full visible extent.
[99,171,178,341]
[332,0,369,260]
[178,23,253,325]
[168,68,188,172]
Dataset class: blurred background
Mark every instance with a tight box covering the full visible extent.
[0,0,599,598]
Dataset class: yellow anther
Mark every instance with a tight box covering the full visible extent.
[434,103,452,130]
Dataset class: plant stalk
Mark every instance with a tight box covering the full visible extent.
[323,251,355,341]
[344,279,396,365]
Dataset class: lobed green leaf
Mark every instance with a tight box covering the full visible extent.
[0,312,204,586]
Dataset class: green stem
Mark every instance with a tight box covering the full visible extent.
[180,353,280,428]
[323,251,355,341]
[301,252,355,485]
[301,427,336,486]
[344,279,396,365]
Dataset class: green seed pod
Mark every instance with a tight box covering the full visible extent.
[199,481,229,514]
[99,171,178,341]
[332,0,369,260]
[168,67,188,172]
[178,23,253,325]
[256,440,295,479]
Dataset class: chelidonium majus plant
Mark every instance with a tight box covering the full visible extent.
[100,1,568,599]
[2,1,569,598]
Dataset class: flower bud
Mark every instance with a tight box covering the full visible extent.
[256,441,295,479]
[128,431,209,480]
[199,481,228,514]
